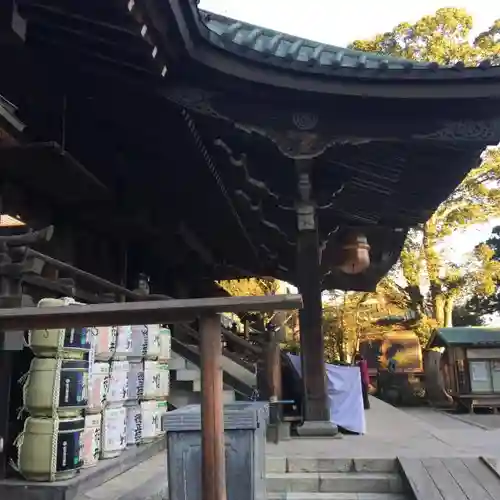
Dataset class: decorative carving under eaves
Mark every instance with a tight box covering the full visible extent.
[236,125,331,159]
[214,139,283,204]
[167,87,223,119]
[292,112,319,131]
[214,138,344,248]
[235,189,296,247]
[214,138,343,210]
[179,108,259,261]
[260,244,278,261]
[164,87,371,158]
[414,118,500,142]
[235,123,370,159]
[318,226,340,264]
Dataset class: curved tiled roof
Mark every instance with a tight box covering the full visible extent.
[199,10,497,76]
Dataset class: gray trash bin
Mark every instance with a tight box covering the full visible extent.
[164,402,269,500]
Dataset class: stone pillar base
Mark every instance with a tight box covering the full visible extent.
[266,422,291,442]
[296,420,339,437]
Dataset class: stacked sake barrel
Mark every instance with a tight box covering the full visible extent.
[82,327,105,468]
[19,298,90,481]
[126,324,171,446]
[91,325,130,461]
[157,326,171,437]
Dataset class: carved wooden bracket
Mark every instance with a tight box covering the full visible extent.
[165,86,500,149]
[413,118,500,142]
[165,86,369,159]
[235,124,358,159]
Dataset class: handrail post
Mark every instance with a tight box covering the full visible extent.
[200,314,226,500]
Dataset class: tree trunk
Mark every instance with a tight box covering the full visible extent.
[434,294,445,327]
[444,297,454,328]
[337,329,345,362]
[423,221,441,314]
[338,294,347,362]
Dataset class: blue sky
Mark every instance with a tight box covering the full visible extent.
[199,0,500,259]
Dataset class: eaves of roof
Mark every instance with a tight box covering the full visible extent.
[199,10,500,81]
[124,1,500,99]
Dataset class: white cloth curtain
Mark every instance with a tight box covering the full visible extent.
[287,354,366,434]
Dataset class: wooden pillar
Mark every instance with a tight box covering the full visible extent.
[199,314,226,500]
[297,227,329,422]
[42,224,74,285]
[294,160,333,433]
[0,341,11,479]
[266,327,282,403]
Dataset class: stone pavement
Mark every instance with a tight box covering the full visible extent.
[78,454,167,500]
[267,396,500,459]
[80,396,500,499]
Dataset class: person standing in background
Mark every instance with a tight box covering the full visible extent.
[354,353,370,410]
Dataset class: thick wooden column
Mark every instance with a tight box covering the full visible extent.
[297,227,329,422]
[294,161,336,435]
[199,314,226,500]
[266,329,282,403]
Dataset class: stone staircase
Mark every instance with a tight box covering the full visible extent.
[78,455,412,500]
[168,347,257,408]
[266,457,411,500]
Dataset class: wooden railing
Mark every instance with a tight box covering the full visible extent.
[0,294,302,500]
[24,248,264,364]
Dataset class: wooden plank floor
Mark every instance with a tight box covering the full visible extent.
[399,457,500,499]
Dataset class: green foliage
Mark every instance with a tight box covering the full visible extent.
[348,8,500,339]
[217,278,279,297]
[322,292,387,362]
[452,304,485,326]
[349,8,500,65]
[390,148,500,338]
[217,277,281,326]
[461,226,500,320]
[475,19,500,63]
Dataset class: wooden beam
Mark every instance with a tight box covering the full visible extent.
[0,142,108,203]
[178,222,216,266]
[25,16,150,67]
[20,3,142,42]
[26,248,141,301]
[200,314,226,500]
[26,31,157,79]
[0,294,302,330]
[222,326,261,355]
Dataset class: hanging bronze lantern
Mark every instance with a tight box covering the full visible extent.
[338,232,370,274]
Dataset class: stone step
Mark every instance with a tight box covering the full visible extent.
[268,493,409,500]
[175,368,200,381]
[267,458,398,474]
[168,385,236,407]
[168,356,187,370]
[266,472,404,494]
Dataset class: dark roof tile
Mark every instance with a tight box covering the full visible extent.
[201,10,435,71]
[199,10,498,76]
[431,327,500,347]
